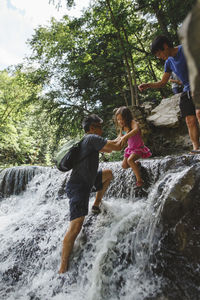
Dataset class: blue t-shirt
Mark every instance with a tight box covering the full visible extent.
[164,45,190,92]
[69,134,107,187]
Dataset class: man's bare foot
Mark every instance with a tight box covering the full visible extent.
[91,205,101,214]
[58,266,68,274]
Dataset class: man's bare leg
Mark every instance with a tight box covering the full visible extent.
[185,115,199,150]
[93,169,113,208]
[59,216,85,273]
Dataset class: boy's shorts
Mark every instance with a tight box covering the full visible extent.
[179,91,196,118]
[66,170,103,221]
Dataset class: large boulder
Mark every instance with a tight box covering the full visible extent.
[179,0,200,109]
[128,99,191,155]
[146,93,181,127]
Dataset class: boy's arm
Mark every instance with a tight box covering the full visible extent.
[138,72,171,91]
[169,78,182,85]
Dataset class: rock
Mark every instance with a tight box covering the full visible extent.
[141,101,157,115]
[128,101,192,155]
[179,0,200,109]
[146,93,181,127]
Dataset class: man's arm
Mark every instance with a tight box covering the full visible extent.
[138,72,171,91]
[100,139,123,152]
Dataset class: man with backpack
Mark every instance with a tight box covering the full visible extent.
[59,114,123,273]
[138,35,200,153]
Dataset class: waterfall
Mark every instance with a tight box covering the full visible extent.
[0,155,200,300]
[0,166,49,198]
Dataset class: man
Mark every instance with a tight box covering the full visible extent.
[59,114,123,273]
[138,35,200,153]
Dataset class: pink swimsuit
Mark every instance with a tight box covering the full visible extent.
[124,131,152,159]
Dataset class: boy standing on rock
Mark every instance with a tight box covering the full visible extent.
[138,35,200,154]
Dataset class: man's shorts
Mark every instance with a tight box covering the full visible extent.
[66,170,103,221]
[180,91,196,118]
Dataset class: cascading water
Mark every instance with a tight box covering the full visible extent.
[0,155,200,300]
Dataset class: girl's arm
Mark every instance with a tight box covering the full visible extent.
[114,133,123,141]
[121,120,139,145]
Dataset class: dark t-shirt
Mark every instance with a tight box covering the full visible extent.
[69,134,107,187]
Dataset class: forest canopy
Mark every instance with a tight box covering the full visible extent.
[0,0,196,167]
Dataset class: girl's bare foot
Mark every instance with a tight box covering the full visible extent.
[135,160,141,166]
[136,180,144,187]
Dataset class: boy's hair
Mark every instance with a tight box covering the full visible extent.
[114,106,133,131]
[82,114,103,132]
[151,35,173,55]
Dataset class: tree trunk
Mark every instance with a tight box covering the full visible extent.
[152,2,170,38]
[105,0,136,106]
[122,25,139,105]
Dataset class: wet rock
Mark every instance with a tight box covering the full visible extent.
[3,265,23,284]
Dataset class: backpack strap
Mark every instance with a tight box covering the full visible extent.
[75,137,97,166]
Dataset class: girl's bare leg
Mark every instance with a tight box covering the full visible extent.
[122,157,130,169]
[127,153,142,183]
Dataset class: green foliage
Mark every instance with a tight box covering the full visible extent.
[1,0,195,166]
[100,150,124,162]
[0,70,57,167]
[133,0,196,41]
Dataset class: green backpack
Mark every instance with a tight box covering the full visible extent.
[55,137,92,172]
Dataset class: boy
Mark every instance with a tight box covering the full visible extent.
[138,35,200,153]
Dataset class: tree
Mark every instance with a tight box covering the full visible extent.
[0,69,56,166]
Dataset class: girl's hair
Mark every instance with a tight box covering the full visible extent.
[114,106,133,132]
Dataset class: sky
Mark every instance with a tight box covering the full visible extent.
[0,0,90,70]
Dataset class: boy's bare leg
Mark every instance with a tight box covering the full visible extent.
[196,109,200,127]
[93,169,113,207]
[59,216,85,273]
[185,115,199,150]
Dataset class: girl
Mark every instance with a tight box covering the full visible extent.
[114,106,152,187]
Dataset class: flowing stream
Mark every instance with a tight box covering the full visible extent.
[0,157,200,300]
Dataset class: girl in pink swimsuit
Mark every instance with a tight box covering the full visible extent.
[114,106,152,187]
